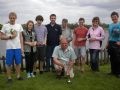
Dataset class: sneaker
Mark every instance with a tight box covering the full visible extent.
[7,79,13,84]
[30,73,35,77]
[33,72,36,75]
[67,79,72,83]
[17,77,24,80]
[27,73,31,78]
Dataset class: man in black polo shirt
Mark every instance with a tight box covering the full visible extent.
[46,14,62,72]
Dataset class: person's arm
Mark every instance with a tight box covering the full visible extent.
[52,46,64,68]
[72,29,76,48]
[66,47,76,75]
[20,32,24,54]
[95,28,105,41]
[53,57,64,68]
[0,32,11,40]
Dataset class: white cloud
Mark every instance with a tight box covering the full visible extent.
[0,0,120,24]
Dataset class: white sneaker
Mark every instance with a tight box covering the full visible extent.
[30,73,35,77]
[27,73,31,78]
[67,79,71,83]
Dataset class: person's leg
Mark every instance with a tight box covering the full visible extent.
[74,47,80,70]
[6,49,14,81]
[51,45,56,71]
[46,46,51,71]
[39,46,46,73]
[89,49,94,71]
[25,52,31,78]
[114,46,120,77]
[14,49,22,79]
[29,52,35,77]
[80,47,86,72]
[93,50,100,71]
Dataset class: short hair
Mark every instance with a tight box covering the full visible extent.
[92,16,100,24]
[9,12,17,18]
[50,14,56,18]
[79,18,85,22]
[62,18,68,23]
[35,15,44,21]
[111,11,119,17]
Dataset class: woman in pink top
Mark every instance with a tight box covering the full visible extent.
[87,17,105,71]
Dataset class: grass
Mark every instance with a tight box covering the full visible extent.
[0,64,120,90]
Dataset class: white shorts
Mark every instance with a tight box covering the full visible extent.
[54,59,74,78]
[74,46,86,58]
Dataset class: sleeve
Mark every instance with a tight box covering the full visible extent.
[45,26,48,35]
[59,25,62,35]
[95,27,105,41]
[67,29,73,42]
[52,46,59,58]
[20,24,24,32]
[86,28,90,39]
[70,47,77,61]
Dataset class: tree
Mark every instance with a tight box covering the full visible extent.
[0,24,3,30]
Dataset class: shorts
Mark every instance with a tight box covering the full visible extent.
[54,60,74,78]
[36,45,46,61]
[74,46,86,58]
[6,49,22,65]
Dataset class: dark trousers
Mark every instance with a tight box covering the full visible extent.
[108,41,120,75]
[46,45,56,71]
[25,52,36,73]
[89,49,100,71]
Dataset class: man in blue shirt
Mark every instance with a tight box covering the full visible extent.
[108,11,120,78]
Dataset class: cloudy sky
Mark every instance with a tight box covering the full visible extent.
[0,0,120,25]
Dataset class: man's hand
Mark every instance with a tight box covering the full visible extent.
[77,38,84,41]
[10,31,17,39]
[116,42,120,45]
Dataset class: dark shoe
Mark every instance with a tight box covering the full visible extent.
[116,74,120,78]
[7,79,13,84]
[39,71,43,74]
[107,72,114,75]
[33,72,37,75]
[17,77,24,80]
[56,75,61,79]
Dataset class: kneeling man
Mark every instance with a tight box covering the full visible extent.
[52,37,76,83]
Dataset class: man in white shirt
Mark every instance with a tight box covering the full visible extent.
[0,12,24,84]
[52,37,76,83]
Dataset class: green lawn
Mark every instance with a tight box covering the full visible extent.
[0,64,120,90]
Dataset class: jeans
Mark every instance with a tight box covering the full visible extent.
[89,49,100,71]
[108,41,120,75]
[46,45,57,71]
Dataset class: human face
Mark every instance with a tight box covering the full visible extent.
[111,15,119,23]
[92,20,99,27]
[28,22,33,31]
[60,39,68,50]
[50,16,56,24]
[62,21,68,28]
[9,15,16,25]
[79,20,84,26]
[36,20,43,25]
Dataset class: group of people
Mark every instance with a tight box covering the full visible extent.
[0,11,120,84]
